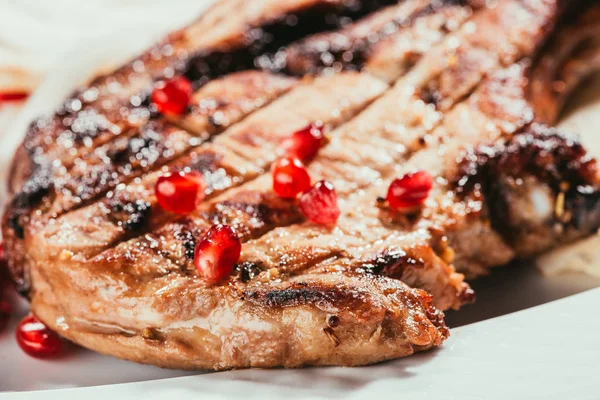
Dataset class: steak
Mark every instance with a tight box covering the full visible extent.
[3,0,600,370]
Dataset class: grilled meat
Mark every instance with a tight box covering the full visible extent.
[3,0,600,370]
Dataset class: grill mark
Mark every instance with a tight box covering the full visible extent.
[359,248,423,276]
[282,0,472,76]
[245,285,336,309]
[183,0,400,83]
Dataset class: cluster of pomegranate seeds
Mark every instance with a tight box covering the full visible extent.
[272,157,312,199]
[282,122,325,161]
[272,124,341,225]
[151,76,192,115]
[300,181,340,225]
[16,315,63,358]
[386,171,433,210]
[155,171,206,214]
[194,224,242,285]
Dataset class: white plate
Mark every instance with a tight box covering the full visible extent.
[2,289,599,399]
[1,11,600,398]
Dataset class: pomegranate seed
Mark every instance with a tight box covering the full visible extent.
[16,315,63,358]
[272,157,312,199]
[386,171,433,210]
[194,224,241,285]
[0,299,10,332]
[156,171,206,214]
[300,180,340,225]
[151,76,192,115]
[282,122,325,160]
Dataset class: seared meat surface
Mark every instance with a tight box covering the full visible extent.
[3,0,600,370]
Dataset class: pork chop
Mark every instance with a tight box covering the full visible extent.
[3,0,600,370]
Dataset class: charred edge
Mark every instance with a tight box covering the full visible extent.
[423,299,450,339]
[244,282,336,309]
[108,199,152,232]
[282,0,470,76]
[565,188,600,233]
[455,124,598,194]
[359,249,423,277]
[6,163,54,239]
[183,0,399,83]
[454,123,600,235]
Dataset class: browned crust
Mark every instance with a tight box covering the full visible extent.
[4,0,599,372]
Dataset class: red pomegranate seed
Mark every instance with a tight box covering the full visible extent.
[386,171,433,210]
[194,224,241,285]
[0,92,28,104]
[156,171,206,214]
[300,180,340,225]
[272,157,312,199]
[151,76,192,115]
[282,122,325,161]
[0,299,10,332]
[16,315,63,358]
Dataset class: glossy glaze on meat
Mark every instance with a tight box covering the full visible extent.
[3,0,600,370]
